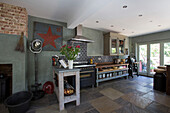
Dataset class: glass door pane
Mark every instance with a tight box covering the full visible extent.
[164,42,170,65]
[150,43,160,75]
[111,39,117,54]
[119,40,125,54]
[139,45,147,74]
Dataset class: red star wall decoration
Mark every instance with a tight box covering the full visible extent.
[34,22,63,51]
[37,27,60,48]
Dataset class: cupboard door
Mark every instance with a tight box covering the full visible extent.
[118,39,125,55]
[110,38,118,55]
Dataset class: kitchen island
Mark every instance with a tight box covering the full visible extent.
[53,67,80,111]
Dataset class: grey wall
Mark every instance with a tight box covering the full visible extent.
[82,27,104,56]
[27,16,75,88]
[129,30,170,55]
[0,34,27,93]
[27,16,107,88]
[27,16,108,88]
[0,15,130,91]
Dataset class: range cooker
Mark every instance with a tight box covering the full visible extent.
[73,61,96,88]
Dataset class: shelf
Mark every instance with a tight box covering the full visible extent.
[64,94,77,103]
[96,62,129,87]
[98,68,128,74]
[96,63,128,68]
[97,73,128,82]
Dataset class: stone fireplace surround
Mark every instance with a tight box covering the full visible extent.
[0,34,27,93]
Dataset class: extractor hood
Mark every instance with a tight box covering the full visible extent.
[68,25,94,43]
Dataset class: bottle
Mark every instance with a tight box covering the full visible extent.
[90,58,93,64]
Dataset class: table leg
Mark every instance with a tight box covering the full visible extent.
[58,72,64,111]
[76,71,80,106]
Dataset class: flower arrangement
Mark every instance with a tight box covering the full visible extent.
[60,45,80,60]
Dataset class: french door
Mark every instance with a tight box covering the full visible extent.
[138,44,148,75]
[137,41,170,77]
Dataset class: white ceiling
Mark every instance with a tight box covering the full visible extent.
[1,0,170,37]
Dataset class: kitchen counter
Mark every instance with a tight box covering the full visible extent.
[53,67,80,73]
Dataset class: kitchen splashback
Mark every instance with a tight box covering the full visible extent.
[60,41,118,63]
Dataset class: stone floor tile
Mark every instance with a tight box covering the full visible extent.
[48,94,58,105]
[134,81,148,86]
[114,97,130,106]
[66,102,94,113]
[111,84,129,90]
[80,90,103,104]
[0,103,9,113]
[100,88,124,100]
[35,104,67,113]
[23,76,170,113]
[115,103,149,113]
[142,91,170,107]
[117,87,137,94]
[27,109,36,113]
[30,94,50,109]
[150,83,153,86]
[90,96,121,113]
[121,92,152,109]
[128,84,152,93]
[85,108,100,113]
[144,84,153,89]
[146,101,169,113]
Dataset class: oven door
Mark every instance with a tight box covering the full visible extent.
[80,69,95,88]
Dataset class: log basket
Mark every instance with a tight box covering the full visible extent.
[64,80,75,96]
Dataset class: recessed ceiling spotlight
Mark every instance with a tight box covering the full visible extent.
[123,5,127,8]
[122,29,125,30]
[138,14,143,17]
[158,25,161,27]
[110,25,114,27]
[132,32,134,33]
[96,21,99,23]
[149,21,152,22]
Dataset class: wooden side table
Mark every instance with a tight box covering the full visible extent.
[53,67,80,111]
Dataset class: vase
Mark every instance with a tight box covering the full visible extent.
[68,60,73,69]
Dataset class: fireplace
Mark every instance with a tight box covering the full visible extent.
[0,64,12,101]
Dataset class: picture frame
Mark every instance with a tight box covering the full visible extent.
[34,22,63,51]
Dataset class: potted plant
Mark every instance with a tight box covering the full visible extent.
[150,66,154,72]
[60,45,80,69]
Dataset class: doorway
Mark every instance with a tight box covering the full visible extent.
[137,41,170,77]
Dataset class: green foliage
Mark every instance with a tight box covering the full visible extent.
[60,45,80,60]
[150,66,154,70]
[112,48,116,53]
[164,43,170,57]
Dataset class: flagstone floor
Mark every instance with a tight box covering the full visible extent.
[1,75,170,113]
